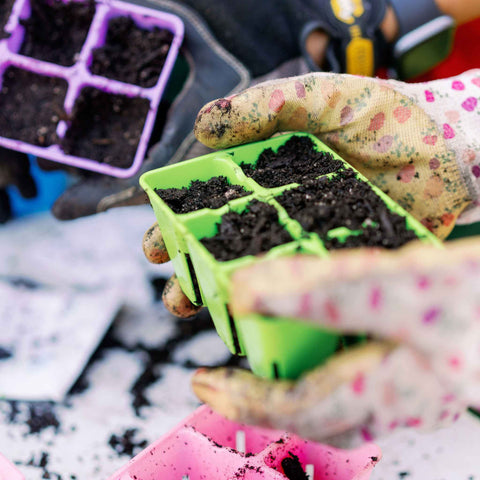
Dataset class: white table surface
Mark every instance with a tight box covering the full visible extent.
[1,207,479,480]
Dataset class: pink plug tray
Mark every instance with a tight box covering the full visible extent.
[108,406,382,480]
[0,0,184,178]
[0,453,24,480]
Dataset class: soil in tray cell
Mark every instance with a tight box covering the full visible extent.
[0,0,15,39]
[20,0,95,66]
[281,453,309,480]
[277,169,418,249]
[200,199,294,262]
[62,87,150,168]
[240,135,344,188]
[90,16,174,88]
[155,176,252,214]
[0,66,67,146]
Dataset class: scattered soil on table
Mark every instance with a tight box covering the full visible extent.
[62,87,150,167]
[20,0,95,66]
[155,176,252,214]
[240,135,344,188]
[201,200,293,261]
[0,0,15,38]
[0,346,12,359]
[281,452,309,480]
[277,169,418,249]
[90,16,174,88]
[25,402,61,434]
[0,66,67,146]
[108,428,148,457]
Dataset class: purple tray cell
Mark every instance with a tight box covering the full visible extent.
[0,65,69,149]
[0,0,184,178]
[17,0,96,66]
[107,406,382,480]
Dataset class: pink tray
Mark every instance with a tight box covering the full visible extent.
[108,406,382,480]
[0,453,24,480]
[0,0,184,178]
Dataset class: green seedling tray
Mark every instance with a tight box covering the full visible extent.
[235,313,339,379]
[140,132,441,379]
[182,197,337,357]
[140,155,258,305]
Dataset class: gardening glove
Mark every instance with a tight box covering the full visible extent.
[0,148,37,223]
[143,221,202,318]
[191,237,480,441]
[195,69,480,239]
[50,0,249,220]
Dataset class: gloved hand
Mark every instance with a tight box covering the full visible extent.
[194,69,480,239]
[191,237,480,441]
[50,0,249,220]
[145,69,480,315]
[0,148,37,223]
[143,221,202,317]
[186,70,480,440]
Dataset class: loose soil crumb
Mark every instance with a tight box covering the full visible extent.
[240,135,344,188]
[20,0,95,66]
[0,67,67,146]
[0,0,15,38]
[25,402,60,435]
[200,200,293,261]
[277,169,418,249]
[62,87,150,167]
[155,176,252,213]
[90,16,174,88]
[281,452,309,480]
[108,428,147,457]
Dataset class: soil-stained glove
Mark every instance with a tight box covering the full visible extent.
[195,69,480,239]
[143,222,202,318]
[51,0,249,220]
[0,148,37,222]
[192,237,480,441]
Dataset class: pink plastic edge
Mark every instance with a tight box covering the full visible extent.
[0,453,24,480]
[106,405,382,480]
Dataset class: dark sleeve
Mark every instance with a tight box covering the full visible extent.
[177,0,320,76]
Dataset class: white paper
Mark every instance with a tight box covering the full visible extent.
[0,281,122,401]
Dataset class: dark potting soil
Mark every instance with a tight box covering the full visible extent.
[200,200,293,262]
[0,66,67,146]
[281,452,309,480]
[90,16,174,88]
[0,0,15,38]
[62,87,150,167]
[277,169,418,249]
[240,135,344,188]
[20,0,95,66]
[155,176,252,214]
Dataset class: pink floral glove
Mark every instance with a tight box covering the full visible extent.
[192,238,480,441]
[191,70,480,441]
[195,69,480,238]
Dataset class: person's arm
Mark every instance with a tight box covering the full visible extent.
[435,0,480,25]
[305,0,480,72]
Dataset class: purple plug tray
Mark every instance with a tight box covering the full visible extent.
[108,406,382,480]
[0,0,184,178]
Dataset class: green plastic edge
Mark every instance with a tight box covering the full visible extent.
[140,132,442,379]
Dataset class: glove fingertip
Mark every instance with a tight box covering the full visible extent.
[143,223,170,264]
[162,275,202,318]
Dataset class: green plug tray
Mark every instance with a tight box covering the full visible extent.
[140,132,441,379]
